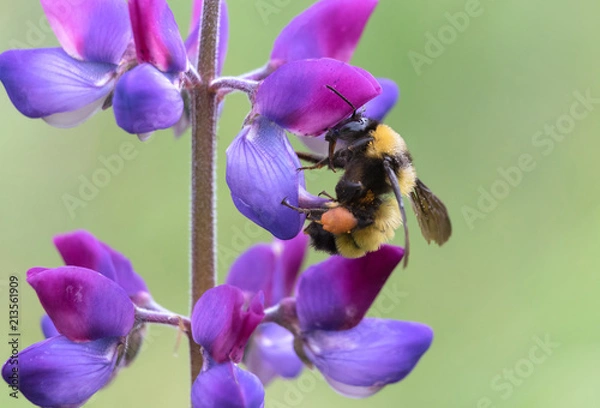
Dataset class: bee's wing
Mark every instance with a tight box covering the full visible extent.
[409,179,452,245]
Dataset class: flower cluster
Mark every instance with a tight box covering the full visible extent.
[0,0,437,407]
[0,0,227,139]
[1,231,163,406]
[224,234,433,399]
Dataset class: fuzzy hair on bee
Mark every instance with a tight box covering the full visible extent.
[290,85,452,266]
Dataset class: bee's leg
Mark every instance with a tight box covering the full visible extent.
[318,191,336,200]
[281,198,325,222]
[295,152,347,170]
[295,152,330,171]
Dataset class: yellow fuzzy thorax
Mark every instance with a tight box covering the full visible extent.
[365,124,417,196]
[365,124,407,158]
[335,198,402,258]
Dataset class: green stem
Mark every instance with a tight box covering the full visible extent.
[189,0,221,383]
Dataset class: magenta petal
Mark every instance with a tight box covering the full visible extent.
[296,245,404,332]
[186,0,229,74]
[0,48,114,120]
[41,315,60,338]
[2,336,121,407]
[362,78,399,121]
[41,0,131,64]
[27,267,135,341]
[226,117,305,240]
[192,285,265,363]
[113,63,184,134]
[192,361,265,408]
[253,58,381,136]
[304,319,433,398]
[244,323,303,386]
[270,0,377,65]
[129,0,187,72]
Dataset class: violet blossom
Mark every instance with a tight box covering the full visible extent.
[1,230,169,407]
[0,0,226,138]
[227,234,433,397]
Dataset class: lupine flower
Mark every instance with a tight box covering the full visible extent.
[227,233,308,385]
[0,0,213,138]
[191,285,266,407]
[229,238,433,397]
[2,230,154,407]
[0,0,131,127]
[226,58,381,239]
[293,246,433,397]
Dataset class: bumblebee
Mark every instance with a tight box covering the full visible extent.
[287,86,452,266]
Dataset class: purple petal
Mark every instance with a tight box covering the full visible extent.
[304,319,433,398]
[270,0,377,66]
[296,245,404,332]
[362,78,399,121]
[244,323,303,386]
[0,48,115,121]
[186,0,229,74]
[226,117,305,240]
[27,267,135,341]
[192,361,264,408]
[2,336,122,407]
[54,230,118,282]
[192,285,265,363]
[226,243,276,304]
[113,63,184,134]
[253,58,381,136]
[41,0,131,64]
[129,0,187,73]
[41,315,60,338]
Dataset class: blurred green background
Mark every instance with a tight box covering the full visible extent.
[1,0,600,406]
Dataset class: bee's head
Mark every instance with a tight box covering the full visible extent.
[326,113,377,142]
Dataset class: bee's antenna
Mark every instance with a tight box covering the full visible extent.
[383,159,410,268]
[325,85,357,117]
